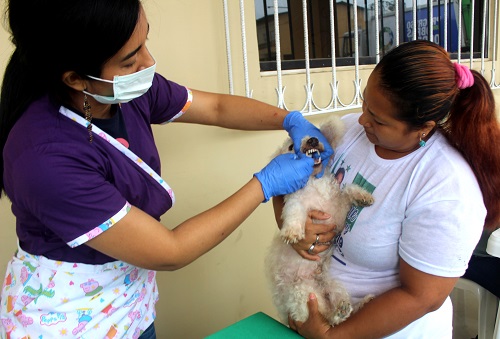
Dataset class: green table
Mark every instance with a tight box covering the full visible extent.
[205,312,303,338]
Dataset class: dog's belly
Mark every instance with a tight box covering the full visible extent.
[266,236,331,281]
[265,235,347,325]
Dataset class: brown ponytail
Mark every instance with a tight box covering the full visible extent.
[444,70,500,229]
[375,40,500,229]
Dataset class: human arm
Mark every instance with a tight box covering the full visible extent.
[289,258,458,338]
[175,89,288,130]
[86,177,265,270]
[85,153,314,270]
[175,90,333,168]
[272,195,337,261]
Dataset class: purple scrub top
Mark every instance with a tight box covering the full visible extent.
[3,73,190,264]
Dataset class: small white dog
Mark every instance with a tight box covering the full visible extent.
[265,116,374,326]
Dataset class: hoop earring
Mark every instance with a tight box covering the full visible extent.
[419,133,426,148]
[83,94,93,143]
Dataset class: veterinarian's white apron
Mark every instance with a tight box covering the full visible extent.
[1,246,158,338]
[0,107,175,339]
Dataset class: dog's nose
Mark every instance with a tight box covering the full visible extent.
[307,137,319,148]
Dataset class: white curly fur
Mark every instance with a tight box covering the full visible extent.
[265,116,374,325]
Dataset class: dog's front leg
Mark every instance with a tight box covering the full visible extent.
[343,184,374,207]
[280,195,308,244]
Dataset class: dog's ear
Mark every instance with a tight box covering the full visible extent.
[320,116,345,149]
[272,137,294,158]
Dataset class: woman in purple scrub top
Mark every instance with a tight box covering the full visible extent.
[0,1,335,338]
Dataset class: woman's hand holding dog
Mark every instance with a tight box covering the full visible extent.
[289,293,334,339]
[272,196,337,261]
[292,210,337,261]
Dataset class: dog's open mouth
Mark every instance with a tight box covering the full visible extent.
[305,149,322,166]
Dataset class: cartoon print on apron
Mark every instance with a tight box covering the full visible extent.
[2,247,157,339]
[0,106,175,338]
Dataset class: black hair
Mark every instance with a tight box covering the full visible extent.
[0,0,141,195]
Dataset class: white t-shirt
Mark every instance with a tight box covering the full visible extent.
[329,113,485,338]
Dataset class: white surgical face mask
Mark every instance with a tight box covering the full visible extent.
[83,62,156,104]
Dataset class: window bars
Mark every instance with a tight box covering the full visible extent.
[223,0,500,116]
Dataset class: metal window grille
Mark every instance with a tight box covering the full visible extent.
[223,0,500,116]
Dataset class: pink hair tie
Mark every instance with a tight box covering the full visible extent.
[454,62,474,89]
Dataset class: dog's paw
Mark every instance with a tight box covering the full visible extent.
[357,193,374,206]
[350,190,374,207]
[337,300,352,318]
[280,233,304,244]
[344,185,375,207]
[330,300,353,325]
[280,226,305,244]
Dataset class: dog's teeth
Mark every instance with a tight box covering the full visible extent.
[305,149,318,156]
[304,149,322,166]
[305,149,321,162]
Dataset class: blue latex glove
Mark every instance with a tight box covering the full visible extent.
[254,153,315,203]
[283,111,334,178]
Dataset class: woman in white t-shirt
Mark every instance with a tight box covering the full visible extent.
[275,40,500,338]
